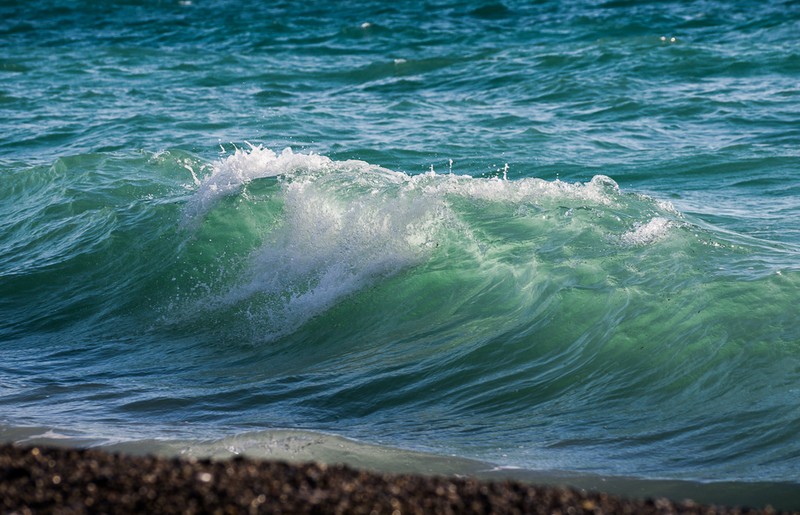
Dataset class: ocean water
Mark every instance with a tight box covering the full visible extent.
[2,0,799,508]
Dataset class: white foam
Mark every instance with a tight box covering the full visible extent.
[185,145,622,227]
[620,217,673,246]
[239,187,442,333]
[193,151,448,338]
[409,172,620,206]
[181,145,664,337]
[182,144,333,226]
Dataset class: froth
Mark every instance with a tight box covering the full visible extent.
[620,217,673,246]
[225,176,444,338]
[406,171,621,206]
[182,146,679,340]
[184,145,625,228]
[188,150,447,340]
[182,145,333,226]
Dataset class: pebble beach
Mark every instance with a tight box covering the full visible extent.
[0,444,790,514]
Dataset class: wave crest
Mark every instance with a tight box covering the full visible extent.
[176,145,686,341]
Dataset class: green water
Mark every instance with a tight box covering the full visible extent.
[1,0,799,508]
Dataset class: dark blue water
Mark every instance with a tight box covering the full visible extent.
[2,0,799,508]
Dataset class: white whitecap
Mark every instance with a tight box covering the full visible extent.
[181,144,332,227]
[621,217,673,246]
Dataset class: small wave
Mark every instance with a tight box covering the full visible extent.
[174,145,687,342]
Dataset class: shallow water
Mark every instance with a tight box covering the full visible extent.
[1,0,799,508]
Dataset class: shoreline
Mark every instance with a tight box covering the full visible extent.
[1,444,791,514]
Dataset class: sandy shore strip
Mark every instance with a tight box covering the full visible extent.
[0,443,789,514]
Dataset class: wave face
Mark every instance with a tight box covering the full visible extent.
[1,0,800,505]
[2,147,798,486]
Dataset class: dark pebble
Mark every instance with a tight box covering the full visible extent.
[0,444,789,514]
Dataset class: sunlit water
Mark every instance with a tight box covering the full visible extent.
[2,0,799,508]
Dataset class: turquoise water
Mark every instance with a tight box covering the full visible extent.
[2,0,800,507]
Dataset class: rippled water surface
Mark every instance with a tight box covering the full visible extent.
[1,0,799,508]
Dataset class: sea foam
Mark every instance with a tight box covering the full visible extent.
[181,146,680,340]
[183,146,450,338]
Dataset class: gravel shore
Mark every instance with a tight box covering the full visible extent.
[0,444,789,514]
